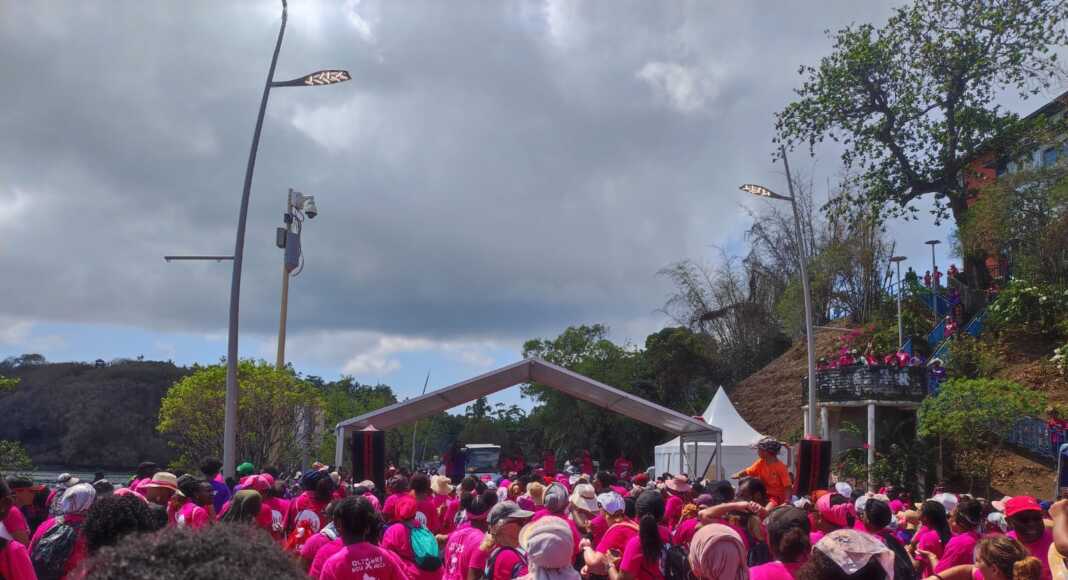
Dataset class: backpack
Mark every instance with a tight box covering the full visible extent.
[31,516,81,580]
[407,523,443,571]
[283,519,317,554]
[485,546,527,580]
[659,543,692,580]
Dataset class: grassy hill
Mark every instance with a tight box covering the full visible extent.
[0,360,189,469]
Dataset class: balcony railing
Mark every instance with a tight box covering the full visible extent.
[802,365,929,404]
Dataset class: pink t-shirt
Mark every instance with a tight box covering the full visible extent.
[915,529,945,578]
[302,527,338,566]
[176,501,210,529]
[287,492,330,533]
[443,527,485,580]
[935,530,980,572]
[597,521,640,554]
[889,499,905,513]
[414,497,440,533]
[0,539,35,580]
[749,561,804,580]
[664,495,684,528]
[590,514,609,546]
[3,508,28,539]
[1009,529,1054,580]
[320,541,406,580]
[620,528,671,580]
[440,499,460,534]
[310,538,345,579]
[470,545,527,580]
[672,518,699,547]
[363,493,382,512]
[382,521,445,580]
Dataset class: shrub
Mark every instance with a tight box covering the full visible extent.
[945,335,1004,379]
[987,280,1068,337]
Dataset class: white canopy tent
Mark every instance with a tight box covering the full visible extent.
[655,387,782,480]
[335,358,722,474]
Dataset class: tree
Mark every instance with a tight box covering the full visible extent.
[158,360,323,471]
[312,376,398,465]
[0,440,33,474]
[0,376,17,393]
[918,378,1045,494]
[777,0,1068,285]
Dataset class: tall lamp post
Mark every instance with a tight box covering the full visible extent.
[222,0,350,478]
[740,148,817,437]
[925,240,941,318]
[890,256,907,349]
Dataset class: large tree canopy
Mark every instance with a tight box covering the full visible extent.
[777,0,1068,227]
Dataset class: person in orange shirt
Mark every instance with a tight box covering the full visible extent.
[733,437,791,505]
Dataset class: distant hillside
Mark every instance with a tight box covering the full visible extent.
[0,359,189,469]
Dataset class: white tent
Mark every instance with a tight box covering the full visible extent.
[654,387,782,480]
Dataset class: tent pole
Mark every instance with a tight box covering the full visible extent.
[716,432,723,480]
[334,428,345,467]
[679,436,685,475]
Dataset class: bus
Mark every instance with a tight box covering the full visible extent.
[462,444,501,481]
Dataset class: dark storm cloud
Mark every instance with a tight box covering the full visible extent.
[0,1,898,342]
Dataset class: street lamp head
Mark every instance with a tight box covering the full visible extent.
[303,198,318,219]
[889,256,907,263]
[740,183,790,201]
[273,69,352,88]
[925,240,941,245]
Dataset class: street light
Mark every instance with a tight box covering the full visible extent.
[889,256,907,348]
[925,240,941,318]
[275,188,318,369]
[740,145,818,438]
[222,0,350,479]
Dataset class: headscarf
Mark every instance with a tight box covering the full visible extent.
[687,524,748,580]
[59,483,96,516]
[817,493,853,528]
[519,515,580,580]
[813,529,894,579]
[543,483,569,515]
[221,490,262,523]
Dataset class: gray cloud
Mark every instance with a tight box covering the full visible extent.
[2,0,907,347]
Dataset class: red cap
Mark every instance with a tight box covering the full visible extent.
[1004,496,1041,517]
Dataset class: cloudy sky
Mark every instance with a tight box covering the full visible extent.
[2,1,1063,405]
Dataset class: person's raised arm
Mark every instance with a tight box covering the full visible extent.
[698,501,761,524]
[1052,499,1068,559]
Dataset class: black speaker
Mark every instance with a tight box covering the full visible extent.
[794,438,831,496]
[351,428,386,492]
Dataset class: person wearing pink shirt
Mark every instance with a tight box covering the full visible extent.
[0,479,34,580]
[913,500,952,578]
[612,490,670,580]
[381,475,410,524]
[530,483,583,558]
[686,524,748,580]
[316,497,403,580]
[582,491,634,576]
[442,490,496,580]
[286,470,336,535]
[1004,496,1055,580]
[173,475,213,530]
[31,482,96,579]
[470,502,532,580]
[749,506,810,579]
[926,498,984,574]
[662,475,690,528]
[381,495,446,580]
[411,473,441,534]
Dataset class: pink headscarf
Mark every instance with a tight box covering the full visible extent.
[817,493,854,528]
[688,524,748,580]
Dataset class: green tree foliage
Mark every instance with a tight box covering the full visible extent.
[987,280,1068,337]
[0,440,34,474]
[919,378,1045,492]
[0,376,17,393]
[158,360,323,471]
[777,0,1068,284]
[310,376,398,466]
[945,335,1006,379]
[0,359,183,468]
[959,162,1068,286]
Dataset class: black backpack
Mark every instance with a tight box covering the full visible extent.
[659,543,693,580]
[31,516,81,580]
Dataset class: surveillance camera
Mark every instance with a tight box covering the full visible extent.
[303,198,318,219]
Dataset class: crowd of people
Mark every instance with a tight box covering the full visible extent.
[1,444,1067,580]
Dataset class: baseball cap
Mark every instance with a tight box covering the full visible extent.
[1004,496,1041,518]
[487,501,534,526]
[931,492,958,514]
[834,482,852,497]
[597,491,625,515]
